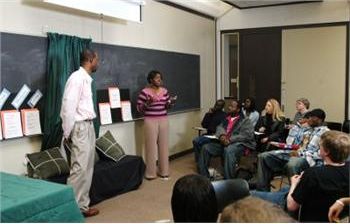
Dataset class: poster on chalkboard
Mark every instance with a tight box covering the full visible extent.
[0,88,11,110]
[1,110,23,139]
[108,87,121,108]
[11,84,31,110]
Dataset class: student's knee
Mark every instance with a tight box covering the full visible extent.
[258,151,270,161]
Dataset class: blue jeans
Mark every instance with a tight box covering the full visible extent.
[257,150,309,191]
[192,136,212,162]
[197,142,245,179]
[251,187,290,208]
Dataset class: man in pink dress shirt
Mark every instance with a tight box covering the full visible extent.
[60,49,99,217]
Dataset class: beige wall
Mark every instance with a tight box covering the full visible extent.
[282,26,346,122]
[0,0,216,174]
[217,0,350,119]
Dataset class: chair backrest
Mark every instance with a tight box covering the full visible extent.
[211,178,250,212]
[326,121,342,131]
[342,120,350,133]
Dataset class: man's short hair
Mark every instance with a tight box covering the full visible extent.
[308,108,326,122]
[215,99,225,110]
[297,98,310,109]
[320,130,350,163]
[80,49,96,65]
[220,196,295,223]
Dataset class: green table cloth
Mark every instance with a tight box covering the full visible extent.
[0,172,84,222]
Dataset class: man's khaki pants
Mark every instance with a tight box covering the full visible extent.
[67,120,95,212]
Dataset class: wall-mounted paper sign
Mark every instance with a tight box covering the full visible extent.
[0,120,2,140]
[108,87,121,108]
[121,101,133,121]
[1,110,23,139]
[0,88,11,110]
[21,108,42,136]
[11,84,31,110]
[99,103,112,125]
[27,90,43,108]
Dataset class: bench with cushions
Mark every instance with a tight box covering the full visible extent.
[26,130,146,206]
[48,154,145,205]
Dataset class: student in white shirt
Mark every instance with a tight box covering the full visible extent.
[60,49,99,217]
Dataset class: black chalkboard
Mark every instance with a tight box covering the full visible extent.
[0,32,200,118]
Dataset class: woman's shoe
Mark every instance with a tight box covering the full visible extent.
[159,175,170,181]
[145,176,157,181]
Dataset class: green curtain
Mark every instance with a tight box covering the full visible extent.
[41,33,100,150]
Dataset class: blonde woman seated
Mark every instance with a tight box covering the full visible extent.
[254,98,286,152]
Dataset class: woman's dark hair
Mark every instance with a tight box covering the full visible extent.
[147,70,162,84]
[244,97,256,112]
[171,174,218,222]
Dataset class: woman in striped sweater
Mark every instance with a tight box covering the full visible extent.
[137,70,176,180]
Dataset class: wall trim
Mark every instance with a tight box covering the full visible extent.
[169,148,193,161]
[223,1,322,10]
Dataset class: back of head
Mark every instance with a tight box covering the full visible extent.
[80,49,96,66]
[171,174,218,222]
[320,130,350,163]
[220,196,295,223]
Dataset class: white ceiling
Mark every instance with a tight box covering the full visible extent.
[163,0,322,18]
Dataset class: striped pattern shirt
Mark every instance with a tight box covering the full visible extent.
[137,87,170,117]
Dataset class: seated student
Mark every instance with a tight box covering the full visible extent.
[251,130,350,222]
[285,97,310,130]
[270,111,312,148]
[255,98,286,152]
[193,99,226,162]
[242,97,260,127]
[197,99,256,179]
[292,98,310,125]
[256,109,329,191]
[171,174,218,222]
[220,196,295,223]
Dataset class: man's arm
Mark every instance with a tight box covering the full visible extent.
[61,78,82,139]
[229,118,255,144]
[287,174,302,211]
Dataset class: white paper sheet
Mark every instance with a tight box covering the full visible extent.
[11,84,31,110]
[21,109,42,136]
[99,103,112,125]
[108,87,121,108]
[0,120,2,140]
[121,101,133,121]
[27,89,43,108]
[1,110,23,139]
[0,88,11,110]
[203,135,218,139]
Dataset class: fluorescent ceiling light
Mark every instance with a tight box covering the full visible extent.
[44,0,144,22]
[166,0,232,18]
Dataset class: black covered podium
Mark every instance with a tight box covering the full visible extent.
[48,155,145,205]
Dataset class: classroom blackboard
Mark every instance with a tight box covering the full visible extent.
[0,32,200,118]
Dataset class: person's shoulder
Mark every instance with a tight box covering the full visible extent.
[315,126,329,133]
[66,70,83,84]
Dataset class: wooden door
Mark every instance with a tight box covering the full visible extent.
[239,28,282,112]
